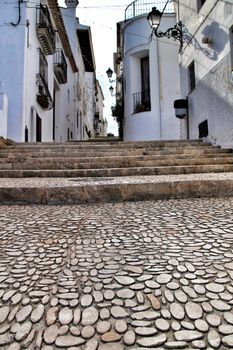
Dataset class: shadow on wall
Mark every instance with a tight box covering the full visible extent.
[188,58,233,148]
[183,21,228,61]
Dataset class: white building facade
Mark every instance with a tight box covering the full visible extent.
[116,1,181,141]
[0,0,80,142]
[94,80,107,137]
[0,0,104,142]
[178,0,233,148]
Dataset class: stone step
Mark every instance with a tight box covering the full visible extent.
[0,173,233,204]
[0,146,231,160]
[1,156,233,170]
[11,139,205,148]
[0,152,231,164]
[1,139,233,204]
[0,141,217,154]
[0,163,233,177]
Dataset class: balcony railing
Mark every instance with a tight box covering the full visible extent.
[37,74,53,110]
[133,90,151,114]
[125,0,174,20]
[36,4,55,55]
[54,49,67,84]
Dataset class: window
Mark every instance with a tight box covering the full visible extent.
[132,56,151,114]
[197,0,206,12]
[141,57,150,93]
[188,61,195,93]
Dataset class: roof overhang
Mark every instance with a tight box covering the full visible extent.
[76,24,96,72]
[48,0,78,73]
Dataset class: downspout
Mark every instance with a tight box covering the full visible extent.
[24,20,30,141]
[176,0,180,22]
[156,38,163,139]
[11,0,22,26]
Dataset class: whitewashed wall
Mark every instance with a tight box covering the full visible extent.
[60,6,79,142]
[0,1,81,142]
[0,94,8,139]
[178,0,233,148]
[85,72,95,138]
[0,3,27,141]
[122,14,181,141]
[24,3,53,142]
[75,40,87,140]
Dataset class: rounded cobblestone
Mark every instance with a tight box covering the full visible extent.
[0,198,233,349]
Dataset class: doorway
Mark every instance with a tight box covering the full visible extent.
[36,114,42,142]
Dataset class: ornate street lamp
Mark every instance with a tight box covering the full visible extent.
[106,68,113,79]
[109,85,114,96]
[106,68,123,96]
[147,6,183,51]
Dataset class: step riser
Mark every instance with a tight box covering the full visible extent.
[1,164,233,177]
[0,152,232,162]
[0,143,222,151]
[0,157,232,170]
[0,179,233,204]
[10,140,207,148]
[0,148,231,160]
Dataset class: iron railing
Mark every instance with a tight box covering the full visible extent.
[37,74,53,111]
[36,4,55,53]
[125,0,174,21]
[39,48,48,82]
[133,90,151,114]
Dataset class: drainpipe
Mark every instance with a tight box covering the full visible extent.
[11,0,22,26]
[156,38,163,139]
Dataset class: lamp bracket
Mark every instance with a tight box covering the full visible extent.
[154,21,183,49]
[151,20,183,52]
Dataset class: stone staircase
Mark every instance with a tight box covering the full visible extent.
[0,139,233,203]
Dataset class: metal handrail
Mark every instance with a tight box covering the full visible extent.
[125,0,174,21]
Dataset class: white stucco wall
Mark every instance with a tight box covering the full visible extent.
[75,25,88,141]
[0,94,8,139]
[0,1,82,143]
[60,7,78,141]
[94,80,106,136]
[53,62,77,142]
[122,14,181,141]
[85,72,95,138]
[0,1,54,142]
[24,4,53,142]
[0,3,26,141]
[178,0,233,148]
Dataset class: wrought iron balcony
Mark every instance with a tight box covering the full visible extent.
[133,90,151,114]
[36,4,55,55]
[37,74,53,110]
[54,49,67,84]
[125,0,174,21]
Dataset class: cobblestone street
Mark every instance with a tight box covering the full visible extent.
[1,198,233,349]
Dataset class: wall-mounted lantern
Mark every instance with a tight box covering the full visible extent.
[106,68,114,79]
[147,5,183,52]
[109,85,114,96]
[174,99,188,119]
[106,67,123,96]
